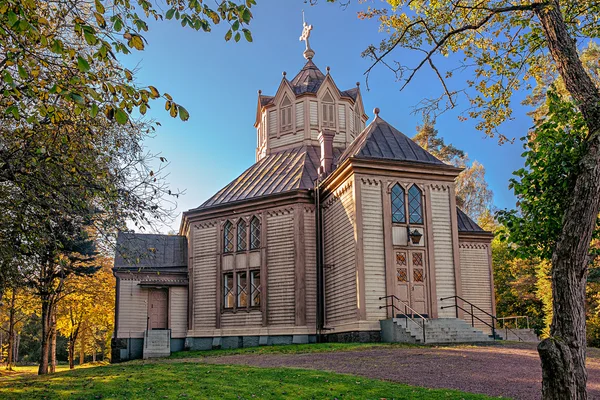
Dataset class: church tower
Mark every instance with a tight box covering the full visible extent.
[254,21,368,161]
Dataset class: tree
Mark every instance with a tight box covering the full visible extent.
[413,117,493,221]
[0,288,38,369]
[355,1,600,397]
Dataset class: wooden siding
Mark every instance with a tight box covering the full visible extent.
[304,207,317,327]
[310,101,318,127]
[271,132,301,149]
[221,310,263,328]
[430,186,457,317]
[169,286,188,338]
[267,211,296,326]
[193,224,218,329]
[268,110,277,137]
[117,279,148,337]
[361,179,387,321]
[323,179,357,325]
[338,104,346,130]
[296,102,304,128]
[459,243,493,332]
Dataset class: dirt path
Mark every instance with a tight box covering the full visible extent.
[180,343,600,400]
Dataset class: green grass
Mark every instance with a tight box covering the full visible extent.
[0,361,504,399]
[169,342,421,359]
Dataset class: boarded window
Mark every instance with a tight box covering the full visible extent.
[268,110,277,137]
[223,273,234,308]
[250,216,261,250]
[251,270,261,307]
[310,101,318,127]
[281,96,292,132]
[223,221,234,253]
[408,185,424,224]
[295,102,304,128]
[349,107,355,133]
[338,104,346,130]
[391,184,406,224]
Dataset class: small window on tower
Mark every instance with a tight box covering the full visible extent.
[223,221,234,253]
[281,96,292,132]
[322,92,335,128]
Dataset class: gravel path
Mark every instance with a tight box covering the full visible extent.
[181,343,600,400]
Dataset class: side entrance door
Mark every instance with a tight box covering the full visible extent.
[394,249,428,316]
[148,289,168,330]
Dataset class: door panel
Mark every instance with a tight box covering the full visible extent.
[148,289,168,330]
[394,249,428,316]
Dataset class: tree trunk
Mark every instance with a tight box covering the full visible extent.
[535,2,600,399]
[6,289,16,370]
[38,293,53,375]
[79,330,85,366]
[49,307,57,373]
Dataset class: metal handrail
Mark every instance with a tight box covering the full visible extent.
[439,295,525,342]
[379,295,427,343]
[497,316,530,330]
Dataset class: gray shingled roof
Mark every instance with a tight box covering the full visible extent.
[259,95,274,107]
[338,116,448,166]
[290,60,326,95]
[456,208,488,234]
[197,146,342,209]
[114,232,187,270]
[340,87,359,101]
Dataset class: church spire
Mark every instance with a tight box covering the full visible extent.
[299,12,315,60]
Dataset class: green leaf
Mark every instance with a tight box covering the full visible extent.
[242,9,252,23]
[178,105,189,121]
[232,20,239,31]
[166,8,176,20]
[90,103,99,118]
[17,65,27,79]
[77,56,90,72]
[243,29,252,42]
[234,32,240,42]
[7,11,18,27]
[115,109,128,125]
[95,0,105,14]
[225,29,232,41]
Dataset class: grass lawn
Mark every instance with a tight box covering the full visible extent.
[169,342,423,359]
[0,360,504,399]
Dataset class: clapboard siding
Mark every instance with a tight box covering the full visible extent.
[460,243,493,332]
[268,110,277,137]
[267,212,296,326]
[193,225,218,329]
[430,187,457,317]
[296,102,304,128]
[271,132,302,149]
[310,101,318,127]
[361,180,387,321]
[220,310,263,328]
[169,286,188,338]
[118,279,148,337]
[305,208,317,327]
[324,180,357,325]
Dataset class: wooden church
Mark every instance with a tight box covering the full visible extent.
[112,22,495,361]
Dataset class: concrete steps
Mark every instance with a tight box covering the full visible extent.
[381,317,495,344]
[495,328,539,343]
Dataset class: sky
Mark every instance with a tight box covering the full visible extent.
[123,0,534,233]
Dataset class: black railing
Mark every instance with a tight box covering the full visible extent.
[439,295,524,342]
[379,295,427,343]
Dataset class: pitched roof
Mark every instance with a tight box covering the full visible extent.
[259,95,274,107]
[456,208,488,234]
[114,232,187,270]
[197,146,342,210]
[338,116,448,166]
[290,60,326,95]
[340,87,359,101]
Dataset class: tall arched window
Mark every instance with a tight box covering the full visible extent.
[236,219,247,251]
[250,216,261,250]
[322,91,335,128]
[281,96,292,132]
[408,185,423,224]
[391,184,406,223]
[223,220,234,253]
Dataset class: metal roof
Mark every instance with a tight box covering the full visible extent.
[290,60,326,95]
[197,146,342,210]
[456,208,487,234]
[340,87,359,101]
[259,95,274,107]
[114,232,187,270]
[338,116,448,166]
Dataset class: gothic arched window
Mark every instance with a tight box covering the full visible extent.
[223,220,234,253]
[250,216,261,250]
[391,184,406,223]
[408,185,424,224]
[281,96,293,132]
[236,219,247,251]
[322,91,335,128]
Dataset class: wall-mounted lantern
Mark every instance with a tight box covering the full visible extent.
[407,226,423,245]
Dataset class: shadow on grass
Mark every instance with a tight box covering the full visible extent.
[0,361,503,399]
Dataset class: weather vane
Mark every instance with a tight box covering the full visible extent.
[299,11,315,60]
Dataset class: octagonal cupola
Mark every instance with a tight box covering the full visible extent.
[254,20,368,161]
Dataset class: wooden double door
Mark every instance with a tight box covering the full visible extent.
[394,249,428,316]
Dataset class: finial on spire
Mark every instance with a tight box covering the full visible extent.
[258,89,262,95]
[373,107,380,117]
[299,11,315,60]
[356,82,360,87]
[282,71,287,77]
[326,66,330,74]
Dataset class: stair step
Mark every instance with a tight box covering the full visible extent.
[381,318,498,344]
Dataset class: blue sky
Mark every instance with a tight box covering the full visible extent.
[124,0,532,233]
